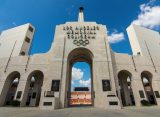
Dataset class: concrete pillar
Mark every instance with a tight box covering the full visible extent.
[39,78,50,108]
[131,76,147,106]
[15,79,30,106]
[151,79,160,105]
[14,79,26,99]
[59,61,67,108]
[121,78,132,106]
[29,83,39,106]
[15,77,30,106]
[0,79,5,97]
[0,80,10,106]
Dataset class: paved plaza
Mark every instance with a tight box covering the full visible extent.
[0,106,160,117]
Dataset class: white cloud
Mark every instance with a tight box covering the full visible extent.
[72,67,84,80]
[13,78,19,83]
[79,79,91,86]
[132,2,160,29]
[108,31,125,43]
[142,77,149,83]
[71,80,74,85]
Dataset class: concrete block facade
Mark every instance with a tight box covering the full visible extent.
[0,8,160,110]
[0,23,35,58]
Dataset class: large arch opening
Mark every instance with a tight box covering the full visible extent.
[141,71,157,105]
[66,48,94,107]
[0,71,20,106]
[23,70,44,107]
[118,70,135,106]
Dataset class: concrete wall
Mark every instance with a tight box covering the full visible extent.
[127,24,160,57]
[0,23,35,58]
[47,22,121,109]
[0,22,160,110]
[113,52,160,106]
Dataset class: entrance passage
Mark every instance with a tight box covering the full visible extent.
[141,71,157,105]
[24,71,44,107]
[5,78,19,105]
[118,70,135,106]
[0,71,20,106]
[66,48,94,107]
[69,62,92,106]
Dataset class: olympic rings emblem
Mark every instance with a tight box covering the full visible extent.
[73,39,89,46]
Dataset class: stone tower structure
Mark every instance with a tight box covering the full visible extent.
[0,7,160,110]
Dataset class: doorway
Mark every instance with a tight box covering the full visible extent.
[0,71,20,106]
[141,71,157,105]
[66,48,94,107]
[118,70,135,106]
[24,71,44,107]
[69,62,92,106]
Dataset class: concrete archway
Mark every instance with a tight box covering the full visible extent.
[118,70,135,106]
[21,70,44,107]
[141,71,157,105]
[0,71,20,106]
[65,48,94,107]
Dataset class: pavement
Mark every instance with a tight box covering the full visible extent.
[0,106,160,117]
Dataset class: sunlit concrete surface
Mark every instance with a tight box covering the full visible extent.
[1,7,160,110]
[0,106,160,117]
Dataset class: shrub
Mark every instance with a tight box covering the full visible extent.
[141,100,150,106]
[11,100,20,107]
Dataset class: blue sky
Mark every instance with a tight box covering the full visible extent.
[0,0,159,90]
[71,62,91,91]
